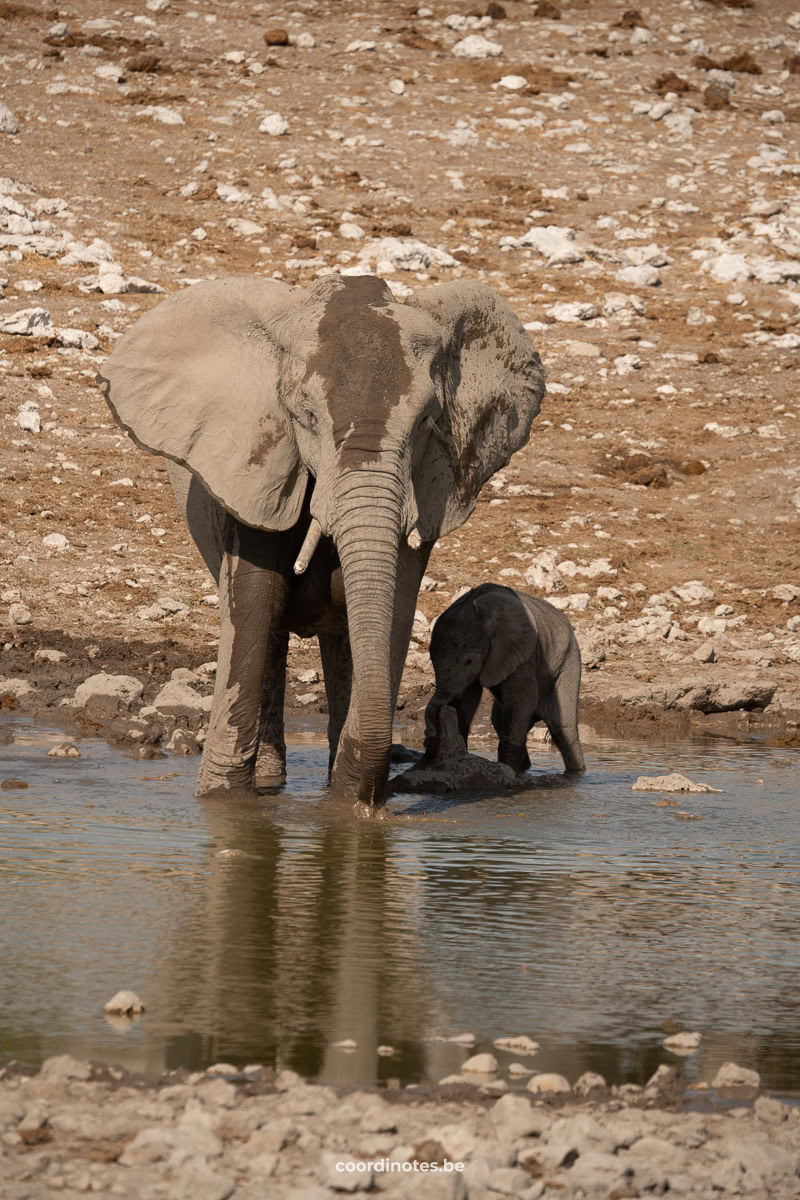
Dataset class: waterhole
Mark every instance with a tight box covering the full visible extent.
[1,716,798,1096]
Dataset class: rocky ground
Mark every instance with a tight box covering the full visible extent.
[1,1055,798,1199]
[2,0,800,754]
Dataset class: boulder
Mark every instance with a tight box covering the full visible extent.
[712,1062,760,1089]
[152,680,213,718]
[73,673,144,717]
[527,1072,571,1094]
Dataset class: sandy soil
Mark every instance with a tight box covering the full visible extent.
[2,1054,799,1199]
[2,0,800,750]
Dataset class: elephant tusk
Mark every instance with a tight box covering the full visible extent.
[294,518,322,574]
[407,528,422,550]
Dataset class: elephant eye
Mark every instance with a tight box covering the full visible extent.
[295,406,317,432]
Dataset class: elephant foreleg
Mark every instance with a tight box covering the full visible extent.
[319,632,353,774]
[196,518,290,797]
[255,628,289,781]
[453,679,483,748]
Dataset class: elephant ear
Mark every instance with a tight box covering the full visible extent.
[408,281,545,539]
[473,587,538,689]
[97,277,307,531]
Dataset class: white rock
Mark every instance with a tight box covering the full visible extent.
[104,989,145,1015]
[603,292,645,318]
[136,105,184,125]
[506,225,583,264]
[360,236,457,271]
[614,354,642,375]
[528,1073,571,1094]
[763,109,786,124]
[345,40,377,52]
[712,1062,760,1089]
[35,648,67,664]
[452,35,502,59]
[17,401,41,433]
[547,301,597,323]
[8,604,33,626]
[56,327,100,350]
[152,680,213,717]
[259,112,289,136]
[0,307,52,335]
[339,222,365,240]
[388,78,405,95]
[0,104,19,135]
[693,641,716,664]
[95,64,125,83]
[296,32,315,49]
[447,1031,476,1046]
[663,1030,702,1052]
[524,550,567,594]
[672,580,714,604]
[73,673,144,712]
[632,773,721,794]
[497,75,528,90]
[146,0,171,10]
[773,584,800,603]
[574,1071,607,1095]
[42,533,69,551]
[493,1035,540,1055]
[227,217,265,236]
[48,742,80,758]
[462,1053,498,1074]
[0,676,34,697]
[617,265,661,287]
[703,253,752,284]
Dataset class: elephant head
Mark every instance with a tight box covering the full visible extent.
[98,273,545,805]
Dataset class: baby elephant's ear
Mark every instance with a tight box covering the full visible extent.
[98,278,307,531]
[473,588,537,689]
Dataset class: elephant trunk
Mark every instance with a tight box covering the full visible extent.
[333,465,404,807]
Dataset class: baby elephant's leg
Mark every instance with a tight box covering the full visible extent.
[453,679,483,747]
[543,654,585,773]
[491,680,535,774]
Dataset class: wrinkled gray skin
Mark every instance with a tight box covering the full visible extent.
[424,583,585,775]
[99,274,544,810]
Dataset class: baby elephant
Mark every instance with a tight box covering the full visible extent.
[424,583,585,775]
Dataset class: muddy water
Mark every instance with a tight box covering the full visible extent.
[1,717,799,1096]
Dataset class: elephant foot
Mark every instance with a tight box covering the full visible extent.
[195,750,257,798]
[352,800,390,821]
[254,743,286,780]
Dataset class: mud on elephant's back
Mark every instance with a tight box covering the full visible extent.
[391,705,518,794]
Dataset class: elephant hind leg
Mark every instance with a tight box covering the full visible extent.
[539,656,585,774]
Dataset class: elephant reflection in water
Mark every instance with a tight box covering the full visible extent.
[145,800,431,1083]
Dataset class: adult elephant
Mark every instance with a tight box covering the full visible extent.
[99,273,545,811]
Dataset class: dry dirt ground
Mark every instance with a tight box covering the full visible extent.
[2,1055,800,1200]
[2,0,800,752]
